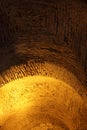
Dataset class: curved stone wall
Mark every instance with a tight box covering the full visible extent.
[0,0,87,130]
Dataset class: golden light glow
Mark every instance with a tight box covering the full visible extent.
[0,76,86,130]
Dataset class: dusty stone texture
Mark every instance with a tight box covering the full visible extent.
[0,0,87,130]
[0,0,87,85]
[0,76,87,130]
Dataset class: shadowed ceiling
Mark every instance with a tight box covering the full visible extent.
[0,0,87,130]
[0,0,87,86]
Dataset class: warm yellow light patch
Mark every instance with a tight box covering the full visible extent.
[0,76,86,130]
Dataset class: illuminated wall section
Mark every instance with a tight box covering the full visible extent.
[0,62,87,130]
[0,0,87,130]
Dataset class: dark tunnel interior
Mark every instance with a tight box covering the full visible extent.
[0,0,87,130]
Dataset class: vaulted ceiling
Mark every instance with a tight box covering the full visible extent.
[0,0,87,130]
[0,0,87,87]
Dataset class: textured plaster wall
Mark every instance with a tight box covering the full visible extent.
[0,0,87,129]
[0,76,86,130]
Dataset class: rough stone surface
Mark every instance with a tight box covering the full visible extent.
[0,0,87,85]
[0,0,87,130]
